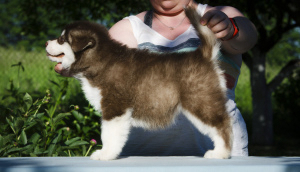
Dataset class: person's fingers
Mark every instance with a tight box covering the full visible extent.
[210,19,233,39]
[200,10,233,40]
[201,10,228,28]
[200,10,215,26]
[215,26,234,40]
[209,17,228,33]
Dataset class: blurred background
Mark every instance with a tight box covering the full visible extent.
[1,0,299,156]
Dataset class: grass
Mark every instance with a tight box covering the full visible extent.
[0,46,83,107]
[235,63,252,123]
[1,47,57,92]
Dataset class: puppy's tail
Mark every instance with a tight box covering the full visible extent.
[184,6,220,59]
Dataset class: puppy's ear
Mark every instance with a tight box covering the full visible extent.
[67,30,95,53]
[71,37,95,53]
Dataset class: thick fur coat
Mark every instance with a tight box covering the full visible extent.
[46,7,232,160]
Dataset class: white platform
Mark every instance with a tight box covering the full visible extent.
[0,156,300,172]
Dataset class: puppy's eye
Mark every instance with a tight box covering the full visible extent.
[58,36,65,44]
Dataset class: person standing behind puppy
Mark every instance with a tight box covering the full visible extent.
[108,0,257,157]
[55,0,257,157]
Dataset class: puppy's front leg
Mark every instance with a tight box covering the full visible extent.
[90,109,132,160]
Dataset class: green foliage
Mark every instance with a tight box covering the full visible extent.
[0,63,102,157]
[266,28,300,68]
[273,69,300,138]
[235,63,253,124]
[0,0,23,47]
[0,0,151,50]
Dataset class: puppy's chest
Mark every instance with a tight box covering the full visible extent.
[79,77,102,112]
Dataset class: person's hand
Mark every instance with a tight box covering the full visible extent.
[200,10,234,41]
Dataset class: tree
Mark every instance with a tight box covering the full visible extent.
[243,0,300,146]
[0,0,23,47]
[0,0,151,49]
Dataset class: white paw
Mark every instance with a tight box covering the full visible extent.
[90,149,118,161]
[204,149,230,159]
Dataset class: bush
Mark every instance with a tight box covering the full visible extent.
[0,73,102,157]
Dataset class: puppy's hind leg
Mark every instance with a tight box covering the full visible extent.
[182,109,232,159]
[90,109,132,160]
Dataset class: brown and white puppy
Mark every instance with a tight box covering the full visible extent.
[45,7,232,160]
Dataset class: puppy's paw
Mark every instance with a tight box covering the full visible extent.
[204,149,230,159]
[90,149,118,161]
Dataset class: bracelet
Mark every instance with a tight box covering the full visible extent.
[225,18,239,41]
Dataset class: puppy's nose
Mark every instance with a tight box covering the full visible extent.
[45,41,48,47]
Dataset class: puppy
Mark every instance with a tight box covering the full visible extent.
[45,7,232,160]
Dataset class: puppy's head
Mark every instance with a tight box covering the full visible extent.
[46,21,109,75]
